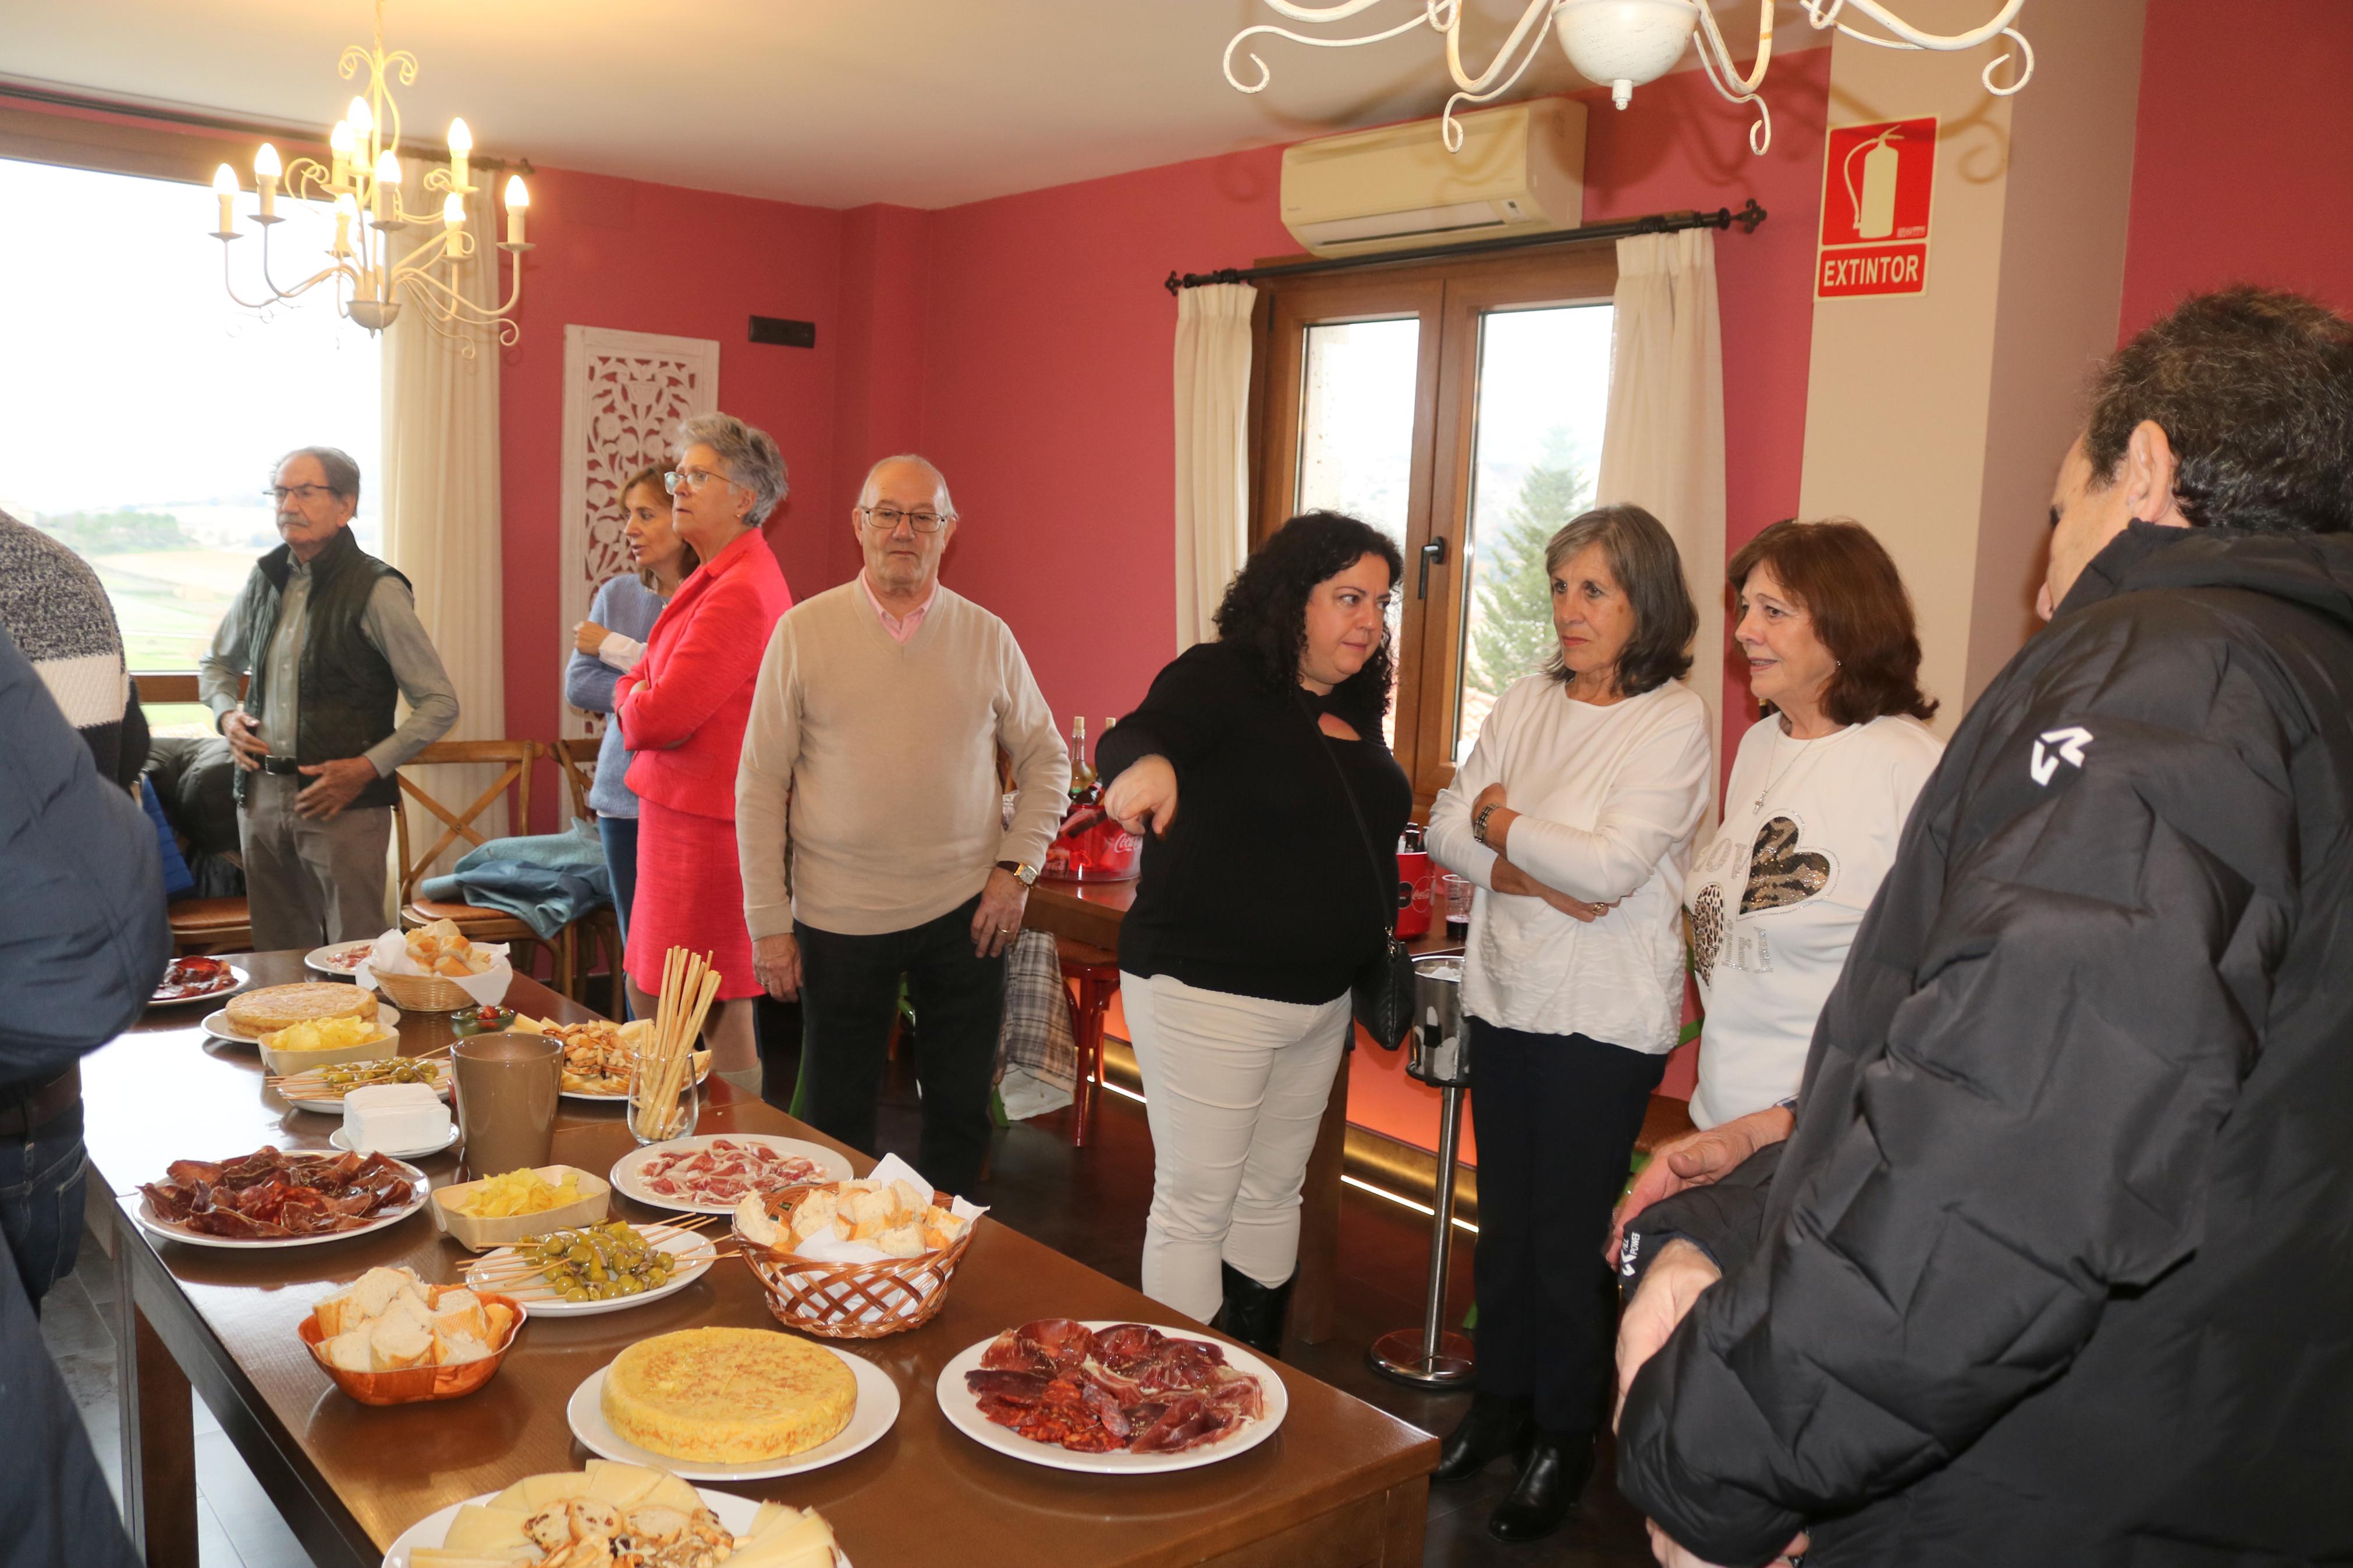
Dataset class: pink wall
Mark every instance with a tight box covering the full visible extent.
[2118,0,2353,339]
[917,147,1296,737]
[497,164,849,824]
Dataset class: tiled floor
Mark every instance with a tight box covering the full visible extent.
[54,1033,1651,1567]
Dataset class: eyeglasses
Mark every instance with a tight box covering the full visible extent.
[664,467,735,497]
[266,483,338,504]
[858,505,950,534]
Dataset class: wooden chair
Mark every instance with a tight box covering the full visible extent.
[394,739,583,998]
[168,897,253,957]
[550,738,626,1007]
[1056,937,1121,1147]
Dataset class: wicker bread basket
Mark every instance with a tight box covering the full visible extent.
[734,1183,978,1339]
[371,969,480,1012]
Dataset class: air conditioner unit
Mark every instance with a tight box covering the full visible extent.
[1280,99,1587,259]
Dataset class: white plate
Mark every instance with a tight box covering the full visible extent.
[133,1157,431,1250]
[608,1134,851,1215]
[280,1072,452,1117]
[329,1123,460,1160]
[203,1003,402,1046]
[150,962,250,1007]
[559,1061,711,1105]
[304,941,376,976]
[935,1321,1287,1474]
[567,1348,900,1481]
[381,1486,832,1568]
[463,1221,715,1317]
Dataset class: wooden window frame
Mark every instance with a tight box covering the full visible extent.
[1250,246,1619,811]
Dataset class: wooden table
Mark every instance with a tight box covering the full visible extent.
[90,954,1436,1568]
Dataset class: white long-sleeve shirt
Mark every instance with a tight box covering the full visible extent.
[1428,674,1712,1051]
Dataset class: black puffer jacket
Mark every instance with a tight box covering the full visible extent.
[1618,524,2353,1566]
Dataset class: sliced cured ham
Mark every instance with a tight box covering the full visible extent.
[965,1320,1265,1455]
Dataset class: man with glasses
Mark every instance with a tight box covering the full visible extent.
[198,447,459,950]
[737,454,1067,1197]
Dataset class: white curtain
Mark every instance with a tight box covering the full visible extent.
[1172,283,1257,650]
[1597,228,1728,815]
[380,205,508,880]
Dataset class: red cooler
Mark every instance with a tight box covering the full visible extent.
[1394,848,1435,938]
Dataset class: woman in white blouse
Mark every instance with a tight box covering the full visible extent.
[1425,503,1712,1544]
[1610,519,1942,1256]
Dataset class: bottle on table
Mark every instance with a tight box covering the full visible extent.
[1068,716,1098,804]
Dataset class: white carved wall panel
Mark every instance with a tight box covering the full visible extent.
[558,326,720,739]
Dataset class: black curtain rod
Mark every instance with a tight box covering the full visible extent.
[1163,197,1766,294]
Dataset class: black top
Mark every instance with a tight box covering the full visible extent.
[1096,641,1412,1005]
[1617,524,2353,1565]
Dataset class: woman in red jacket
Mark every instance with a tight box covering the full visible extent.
[615,414,794,1086]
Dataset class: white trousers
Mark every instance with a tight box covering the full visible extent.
[1122,971,1351,1322]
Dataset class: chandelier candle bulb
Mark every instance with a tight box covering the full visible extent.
[503,174,528,246]
[446,117,471,193]
[253,143,281,219]
[441,193,464,229]
[371,150,400,219]
[329,120,352,188]
[211,163,237,236]
[347,95,373,146]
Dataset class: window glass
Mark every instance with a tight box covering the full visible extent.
[0,158,382,673]
[1454,304,1613,762]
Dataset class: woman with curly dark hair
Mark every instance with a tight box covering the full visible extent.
[1095,510,1410,1355]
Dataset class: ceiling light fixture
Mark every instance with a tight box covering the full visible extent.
[208,0,531,352]
[1224,0,2034,155]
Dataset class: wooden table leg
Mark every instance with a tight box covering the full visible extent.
[1377,1477,1431,1565]
[1293,1045,1353,1346]
[113,1218,196,1568]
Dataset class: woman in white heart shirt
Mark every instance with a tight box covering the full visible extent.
[1684,520,1944,1133]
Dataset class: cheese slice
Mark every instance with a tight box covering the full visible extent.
[725,1509,837,1568]
[488,1471,590,1513]
[441,1505,528,1551]
[644,1472,707,1516]
[583,1459,663,1508]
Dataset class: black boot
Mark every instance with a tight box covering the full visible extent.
[1488,1431,1595,1544]
[1212,1261,1294,1359]
[1432,1392,1533,1482]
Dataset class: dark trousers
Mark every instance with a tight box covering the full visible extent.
[0,1098,87,1313]
[1467,1018,1666,1437]
[796,894,1006,1198]
[597,815,640,1020]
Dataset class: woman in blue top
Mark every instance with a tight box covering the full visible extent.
[564,464,698,958]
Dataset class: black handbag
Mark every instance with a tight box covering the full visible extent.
[1316,710,1415,1051]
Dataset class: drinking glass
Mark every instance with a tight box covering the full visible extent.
[1443,873,1473,939]
[627,1049,698,1146]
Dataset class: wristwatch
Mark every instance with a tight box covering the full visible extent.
[996,859,1040,887]
[1471,802,1502,845]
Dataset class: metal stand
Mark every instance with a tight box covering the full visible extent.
[1368,1079,1475,1388]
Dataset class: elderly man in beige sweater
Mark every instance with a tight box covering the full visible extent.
[737,454,1067,1195]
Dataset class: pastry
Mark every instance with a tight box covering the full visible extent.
[600,1327,855,1463]
[225,982,378,1039]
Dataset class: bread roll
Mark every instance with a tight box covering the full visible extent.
[322,1327,374,1373]
[369,1311,434,1371]
[436,1332,492,1366]
[874,1223,925,1258]
[430,1288,488,1343]
[482,1302,516,1346]
[843,1187,893,1229]
[787,1189,839,1242]
[889,1178,930,1216]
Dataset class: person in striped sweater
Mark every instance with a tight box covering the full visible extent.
[0,508,145,791]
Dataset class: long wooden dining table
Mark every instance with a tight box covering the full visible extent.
[88,952,1436,1568]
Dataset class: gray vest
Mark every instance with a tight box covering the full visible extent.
[233,528,407,811]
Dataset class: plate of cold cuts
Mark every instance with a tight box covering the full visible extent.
[151,957,249,1006]
[134,1146,431,1249]
[935,1318,1286,1474]
[607,1134,851,1215]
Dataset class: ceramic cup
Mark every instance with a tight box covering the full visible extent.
[450,1032,561,1176]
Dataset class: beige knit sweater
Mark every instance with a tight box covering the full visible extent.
[736,580,1069,938]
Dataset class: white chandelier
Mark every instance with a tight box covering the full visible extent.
[208,0,531,353]
[1224,0,2034,155]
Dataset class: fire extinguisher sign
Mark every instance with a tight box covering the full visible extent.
[1816,117,1937,299]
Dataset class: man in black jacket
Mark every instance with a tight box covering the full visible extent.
[1612,287,2353,1566]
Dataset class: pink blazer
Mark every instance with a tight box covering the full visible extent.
[617,527,793,820]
